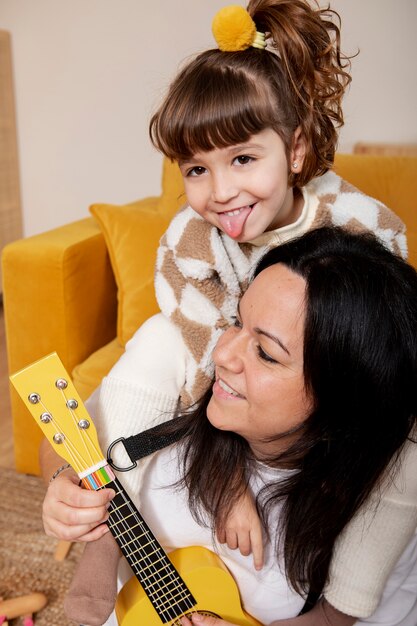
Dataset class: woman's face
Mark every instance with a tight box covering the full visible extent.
[207,263,311,458]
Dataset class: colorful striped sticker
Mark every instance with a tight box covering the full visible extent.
[81,464,115,490]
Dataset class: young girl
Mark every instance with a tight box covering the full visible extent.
[40,2,416,625]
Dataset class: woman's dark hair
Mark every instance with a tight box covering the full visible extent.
[149,0,352,188]
[161,226,417,599]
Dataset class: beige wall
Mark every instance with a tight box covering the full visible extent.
[2,0,416,236]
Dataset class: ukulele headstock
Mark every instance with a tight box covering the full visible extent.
[10,352,105,475]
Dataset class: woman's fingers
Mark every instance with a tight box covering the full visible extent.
[42,472,115,541]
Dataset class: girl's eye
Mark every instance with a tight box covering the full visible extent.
[187,166,207,177]
[257,345,278,364]
[233,155,253,166]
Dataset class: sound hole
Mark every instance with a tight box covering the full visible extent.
[173,610,221,625]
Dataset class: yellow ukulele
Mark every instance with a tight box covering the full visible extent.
[10,353,262,626]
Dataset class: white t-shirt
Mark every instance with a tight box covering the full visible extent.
[139,445,304,623]
[104,444,417,626]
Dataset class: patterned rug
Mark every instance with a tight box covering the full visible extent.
[0,467,83,625]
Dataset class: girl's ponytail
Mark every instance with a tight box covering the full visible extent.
[150,0,352,187]
[248,0,352,182]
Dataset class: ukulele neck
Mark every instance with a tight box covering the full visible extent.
[84,465,197,623]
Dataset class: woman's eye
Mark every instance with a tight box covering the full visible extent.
[231,316,242,329]
[257,345,278,364]
[187,166,207,177]
[234,155,253,166]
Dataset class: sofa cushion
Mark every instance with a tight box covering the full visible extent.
[334,154,417,268]
[90,161,185,347]
[90,197,174,346]
[72,338,124,400]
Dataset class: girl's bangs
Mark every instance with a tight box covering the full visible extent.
[180,98,273,159]
[152,69,278,161]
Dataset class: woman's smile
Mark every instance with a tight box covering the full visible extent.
[214,376,245,399]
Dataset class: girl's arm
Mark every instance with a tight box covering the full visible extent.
[324,437,417,618]
[216,488,264,571]
[90,312,187,504]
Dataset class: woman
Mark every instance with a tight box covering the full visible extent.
[107,226,417,625]
[44,226,416,625]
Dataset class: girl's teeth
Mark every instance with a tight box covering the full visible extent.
[218,378,239,396]
[224,206,251,217]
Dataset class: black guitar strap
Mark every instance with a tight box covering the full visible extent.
[106,419,188,472]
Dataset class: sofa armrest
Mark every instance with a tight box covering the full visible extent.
[2,217,117,474]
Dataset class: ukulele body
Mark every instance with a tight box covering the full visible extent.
[116,545,261,626]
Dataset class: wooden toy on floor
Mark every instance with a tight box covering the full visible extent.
[0,593,47,622]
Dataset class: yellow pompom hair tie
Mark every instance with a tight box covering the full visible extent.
[212,5,266,52]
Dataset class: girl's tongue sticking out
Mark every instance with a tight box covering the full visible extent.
[218,205,252,238]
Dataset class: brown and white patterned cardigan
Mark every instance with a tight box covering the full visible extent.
[155,170,406,404]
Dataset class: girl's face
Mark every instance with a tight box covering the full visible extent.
[207,263,311,458]
[178,128,305,243]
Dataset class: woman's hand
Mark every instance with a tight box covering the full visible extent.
[42,468,114,542]
[180,614,246,626]
[216,489,264,570]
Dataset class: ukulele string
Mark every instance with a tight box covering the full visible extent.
[88,474,183,622]
[36,398,88,471]
[106,481,194,620]
[107,486,181,620]
[108,486,192,621]
[57,388,103,470]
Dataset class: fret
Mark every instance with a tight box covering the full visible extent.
[131,544,162,560]
[112,521,144,539]
[131,551,171,580]
[143,581,191,602]
[120,534,152,550]
[130,554,170,573]
[152,597,194,623]
[145,595,194,621]
[137,580,189,602]
[141,567,184,587]
[126,538,159,553]
[108,510,137,526]
[131,555,186,590]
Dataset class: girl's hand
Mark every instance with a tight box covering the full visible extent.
[42,469,115,542]
[180,614,245,626]
[216,489,264,570]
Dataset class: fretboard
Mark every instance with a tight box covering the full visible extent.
[107,477,196,623]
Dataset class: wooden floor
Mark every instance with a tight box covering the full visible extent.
[0,301,15,469]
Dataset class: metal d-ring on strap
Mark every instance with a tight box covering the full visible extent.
[106,438,138,472]
[107,418,188,472]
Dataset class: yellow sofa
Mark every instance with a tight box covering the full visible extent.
[3,155,417,475]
